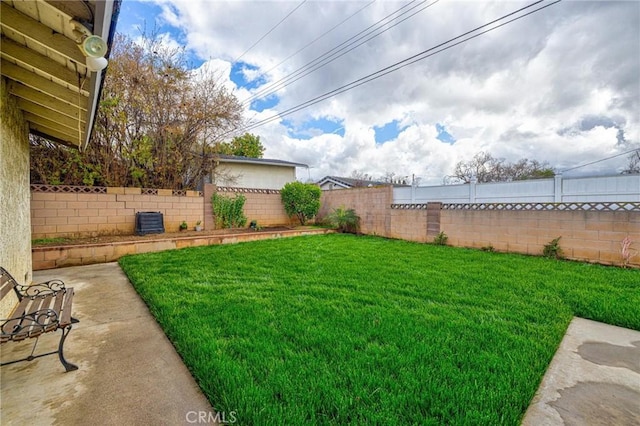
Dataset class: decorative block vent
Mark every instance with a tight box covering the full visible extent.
[135,212,165,236]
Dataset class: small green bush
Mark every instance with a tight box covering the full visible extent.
[281,182,321,225]
[249,220,262,231]
[433,231,448,245]
[212,193,247,228]
[328,206,361,234]
[543,236,563,259]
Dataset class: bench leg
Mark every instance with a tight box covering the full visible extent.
[58,325,78,372]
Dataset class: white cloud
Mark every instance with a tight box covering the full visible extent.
[148,0,639,184]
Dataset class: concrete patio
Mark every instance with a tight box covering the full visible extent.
[1,262,639,425]
[1,263,213,425]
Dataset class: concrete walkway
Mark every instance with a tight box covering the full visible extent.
[523,317,640,425]
[2,263,638,425]
[1,263,213,426]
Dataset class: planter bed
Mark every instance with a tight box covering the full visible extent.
[32,227,332,270]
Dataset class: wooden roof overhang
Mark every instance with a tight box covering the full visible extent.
[1,0,120,148]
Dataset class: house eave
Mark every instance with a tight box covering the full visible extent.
[1,0,121,149]
[218,155,308,169]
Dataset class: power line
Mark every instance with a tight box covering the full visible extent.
[232,0,308,66]
[242,0,440,106]
[243,0,435,106]
[246,0,377,91]
[560,148,639,173]
[234,0,559,134]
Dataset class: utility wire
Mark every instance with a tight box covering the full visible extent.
[232,0,308,66]
[560,148,639,172]
[243,0,439,106]
[247,0,377,91]
[243,0,433,105]
[234,0,559,134]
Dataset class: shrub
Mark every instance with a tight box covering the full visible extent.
[543,236,563,259]
[433,231,448,245]
[281,182,321,225]
[328,206,361,234]
[211,193,247,228]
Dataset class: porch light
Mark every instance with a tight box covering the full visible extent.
[85,55,108,72]
[81,35,107,58]
[71,21,109,73]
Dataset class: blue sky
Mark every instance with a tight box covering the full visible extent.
[374,120,406,145]
[284,117,344,140]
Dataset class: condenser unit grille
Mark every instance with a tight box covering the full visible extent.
[135,212,164,235]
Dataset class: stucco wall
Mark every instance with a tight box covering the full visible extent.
[1,77,31,317]
[215,163,297,190]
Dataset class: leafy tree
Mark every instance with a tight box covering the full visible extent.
[281,182,321,225]
[621,149,640,174]
[448,152,555,184]
[30,136,102,186]
[217,133,264,158]
[30,32,244,189]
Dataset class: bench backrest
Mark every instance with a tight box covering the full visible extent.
[0,267,20,320]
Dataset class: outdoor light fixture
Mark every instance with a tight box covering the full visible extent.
[85,55,108,72]
[71,20,109,72]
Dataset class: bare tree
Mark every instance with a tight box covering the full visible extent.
[449,152,554,184]
[30,32,244,190]
[349,170,373,187]
[621,149,640,174]
[381,171,408,185]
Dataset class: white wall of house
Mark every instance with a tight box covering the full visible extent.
[216,162,298,190]
[319,182,334,190]
[319,181,349,190]
[0,78,31,316]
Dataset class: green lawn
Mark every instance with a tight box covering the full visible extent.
[119,234,639,425]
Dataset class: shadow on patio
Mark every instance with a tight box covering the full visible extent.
[1,263,213,425]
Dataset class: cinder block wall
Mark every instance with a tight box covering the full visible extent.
[239,191,292,226]
[203,184,292,229]
[441,209,640,266]
[31,187,204,238]
[319,186,640,267]
[319,186,392,235]
[388,204,442,243]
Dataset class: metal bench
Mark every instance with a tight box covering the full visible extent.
[0,267,78,372]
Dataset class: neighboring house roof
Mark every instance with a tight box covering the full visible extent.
[317,176,398,188]
[217,155,308,168]
[1,0,121,148]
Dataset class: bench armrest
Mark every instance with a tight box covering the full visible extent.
[14,279,66,299]
[1,308,60,340]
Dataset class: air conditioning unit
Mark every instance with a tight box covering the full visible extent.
[135,212,164,236]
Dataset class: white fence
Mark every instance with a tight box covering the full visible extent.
[393,174,640,204]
